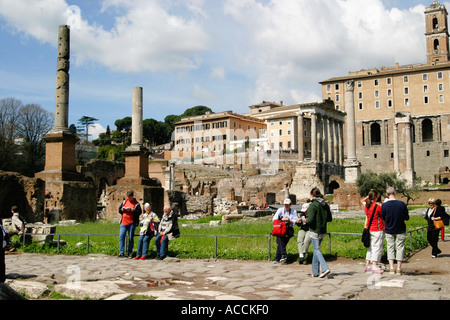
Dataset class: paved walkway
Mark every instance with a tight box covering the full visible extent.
[3,235,450,301]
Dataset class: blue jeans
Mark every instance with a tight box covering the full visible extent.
[119,224,136,255]
[136,234,151,257]
[155,234,169,258]
[311,237,329,276]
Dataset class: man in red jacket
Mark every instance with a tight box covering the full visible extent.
[118,190,142,258]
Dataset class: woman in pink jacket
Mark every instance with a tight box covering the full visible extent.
[363,190,385,274]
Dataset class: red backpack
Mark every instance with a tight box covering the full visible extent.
[272,219,287,237]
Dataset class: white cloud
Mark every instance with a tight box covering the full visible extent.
[88,123,106,141]
[0,0,211,73]
[223,0,428,106]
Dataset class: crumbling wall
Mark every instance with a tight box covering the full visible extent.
[0,171,44,222]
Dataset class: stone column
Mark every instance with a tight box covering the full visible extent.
[393,122,399,173]
[118,87,151,185]
[323,115,329,163]
[297,112,304,162]
[405,120,413,173]
[36,25,80,182]
[52,25,70,133]
[317,114,323,162]
[333,119,339,165]
[130,86,144,150]
[328,116,334,163]
[339,121,345,165]
[311,112,317,162]
[345,80,357,162]
[344,80,361,183]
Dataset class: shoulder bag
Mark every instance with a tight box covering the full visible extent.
[361,204,378,248]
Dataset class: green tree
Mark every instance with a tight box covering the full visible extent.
[356,171,418,205]
[77,116,98,141]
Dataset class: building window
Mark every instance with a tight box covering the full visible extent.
[438,83,444,91]
[357,81,362,88]
[375,101,380,109]
[387,77,392,85]
[370,123,381,145]
[424,85,429,93]
[335,84,340,90]
[427,150,431,157]
[423,73,428,81]
[358,102,363,110]
[439,94,445,103]
[404,76,409,83]
[438,71,443,79]
[404,87,409,95]
[444,150,449,157]
[358,92,363,99]
[335,94,340,102]
[424,96,429,104]
[405,98,410,106]
[374,79,379,86]
[387,89,392,96]
[327,84,331,92]
[374,90,379,98]
[422,119,433,142]
[388,100,393,108]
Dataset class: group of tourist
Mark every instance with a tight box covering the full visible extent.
[117,190,180,260]
[272,186,449,278]
[272,187,333,278]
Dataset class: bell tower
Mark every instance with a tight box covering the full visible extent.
[425,0,450,65]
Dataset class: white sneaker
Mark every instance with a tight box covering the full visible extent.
[319,269,330,278]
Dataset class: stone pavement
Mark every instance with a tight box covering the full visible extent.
[3,235,449,301]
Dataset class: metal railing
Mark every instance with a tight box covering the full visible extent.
[20,226,429,260]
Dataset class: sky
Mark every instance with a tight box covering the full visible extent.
[0,0,445,139]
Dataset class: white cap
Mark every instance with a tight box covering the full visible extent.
[283,198,292,205]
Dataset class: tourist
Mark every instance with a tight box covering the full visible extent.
[296,201,311,264]
[135,203,159,260]
[272,198,298,264]
[302,187,332,278]
[424,198,445,258]
[155,205,180,260]
[118,190,142,258]
[363,190,385,273]
[381,187,409,274]
[5,206,26,252]
[435,199,449,241]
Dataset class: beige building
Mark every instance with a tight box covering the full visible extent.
[249,101,311,155]
[173,111,266,155]
[320,1,450,183]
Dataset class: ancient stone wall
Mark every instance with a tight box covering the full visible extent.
[0,171,44,222]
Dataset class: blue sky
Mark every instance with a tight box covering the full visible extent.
[0,0,443,139]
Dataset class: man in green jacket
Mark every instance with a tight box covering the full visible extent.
[303,187,333,278]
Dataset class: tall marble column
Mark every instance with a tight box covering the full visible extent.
[52,25,70,133]
[297,112,304,162]
[311,112,317,162]
[37,25,80,181]
[129,86,144,150]
[323,115,329,163]
[345,80,357,162]
[119,87,151,185]
[393,123,399,173]
[344,80,361,183]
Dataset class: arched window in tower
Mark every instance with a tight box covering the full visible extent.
[370,123,381,146]
[422,119,434,142]
[433,17,439,29]
[434,39,440,51]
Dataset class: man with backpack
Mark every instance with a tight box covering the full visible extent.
[272,198,298,264]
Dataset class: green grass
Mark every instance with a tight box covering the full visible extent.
[12,214,433,262]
